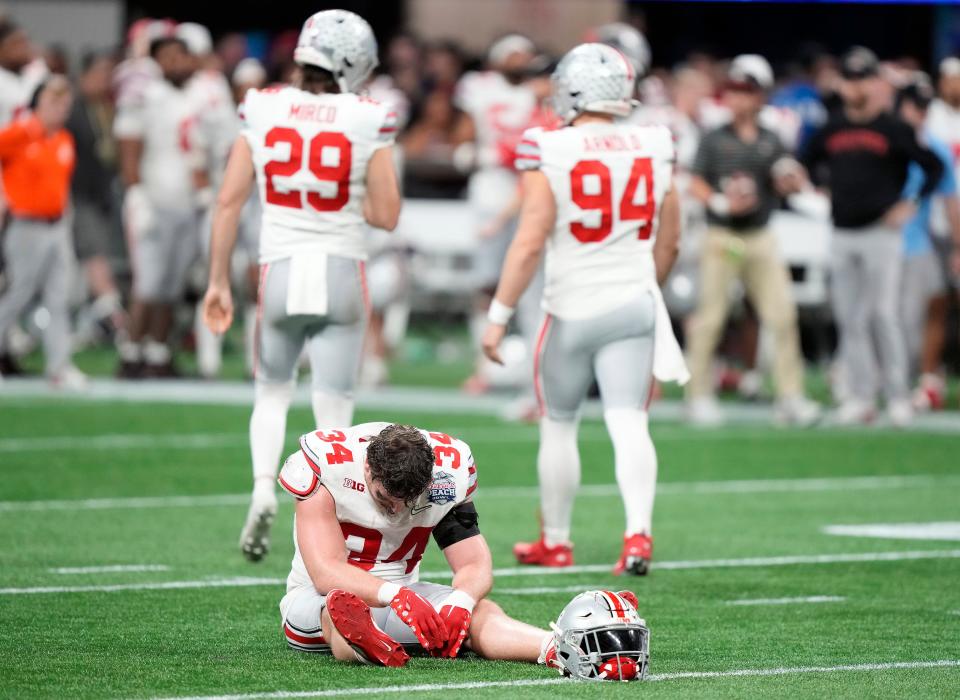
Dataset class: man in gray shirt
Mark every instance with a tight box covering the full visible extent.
[685,55,819,426]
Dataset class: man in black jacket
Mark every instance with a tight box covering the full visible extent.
[803,47,944,426]
[66,50,124,338]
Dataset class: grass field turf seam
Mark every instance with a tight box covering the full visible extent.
[1,398,958,698]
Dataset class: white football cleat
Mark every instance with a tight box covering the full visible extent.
[686,396,723,427]
[239,490,277,562]
[774,396,822,427]
[887,399,914,429]
[828,400,876,426]
[50,365,88,392]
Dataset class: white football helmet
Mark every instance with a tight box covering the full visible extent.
[548,590,650,681]
[589,22,651,78]
[294,9,379,93]
[552,43,638,124]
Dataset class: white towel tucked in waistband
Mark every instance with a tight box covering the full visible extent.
[648,281,690,385]
[286,252,329,316]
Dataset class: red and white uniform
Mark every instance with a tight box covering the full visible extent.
[239,86,397,264]
[278,422,478,589]
[113,78,205,211]
[516,122,676,319]
[188,69,238,189]
[454,71,537,209]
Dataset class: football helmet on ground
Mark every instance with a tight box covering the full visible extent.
[546,590,650,681]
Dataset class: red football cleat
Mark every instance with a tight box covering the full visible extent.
[325,589,410,667]
[613,534,653,576]
[617,590,640,609]
[513,537,574,567]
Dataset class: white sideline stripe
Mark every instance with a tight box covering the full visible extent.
[1,474,954,513]
[727,595,846,606]
[422,548,960,579]
[49,564,170,575]
[823,522,960,542]
[5,549,960,595]
[0,577,281,595]
[151,660,960,699]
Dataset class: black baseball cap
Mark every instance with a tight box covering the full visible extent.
[841,46,879,80]
[897,72,935,110]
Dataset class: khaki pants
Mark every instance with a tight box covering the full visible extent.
[685,226,804,399]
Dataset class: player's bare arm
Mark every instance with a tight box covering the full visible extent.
[202,136,254,334]
[482,169,555,365]
[653,187,681,284]
[363,145,401,231]
[295,485,394,606]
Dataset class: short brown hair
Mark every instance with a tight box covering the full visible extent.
[366,425,435,503]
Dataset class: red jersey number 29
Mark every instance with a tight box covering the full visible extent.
[569,157,654,243]
[263,127,351,212]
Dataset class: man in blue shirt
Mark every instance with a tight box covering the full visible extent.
[898,74,960,411]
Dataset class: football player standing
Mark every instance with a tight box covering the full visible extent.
[483,44,689,575]
[202,10,401,561]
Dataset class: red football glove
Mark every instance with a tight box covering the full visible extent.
[434,590,476,658]
[388,586,447,651]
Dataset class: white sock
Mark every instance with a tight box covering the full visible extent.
[538,417,580,547]
[604,407,657,536]
[249,379,295,489]
[142,339,170,366]
[311,389,354,430]
[118,340,141,362]
[195,301,222,378]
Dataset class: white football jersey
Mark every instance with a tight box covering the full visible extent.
[0,60,47,126]
[187,69,238,190]
[925,99,960,235]
[240,86,397,263]
[454,71,537,207]
[279,422,478,590]
[516,121,675,319]
[113,77,204,210]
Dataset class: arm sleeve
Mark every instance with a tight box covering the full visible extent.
[432,502,481,550]
[933,143,957,196]
[0,116,43,159]
[690,131,712,179]
[800,126,827,186]
[371,105,399,151]
[514,127,542,171]
[277,450,322,500]
[113,89,147,140]
[898,124,944,199]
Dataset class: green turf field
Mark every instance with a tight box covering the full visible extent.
[1,396,959,698]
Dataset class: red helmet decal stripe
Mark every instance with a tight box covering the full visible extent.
[602,590,627,618]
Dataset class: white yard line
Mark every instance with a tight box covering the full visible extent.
[422,548,960,579]
[6,377,960,432]
[1,474,954,513]
[48,564,170,574]
[0,577,281,595]
[4,549,960,595]
[150,660,960,699]
[726,595,846,606]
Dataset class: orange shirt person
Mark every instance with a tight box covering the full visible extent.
[0,75,74,220]
[0,75,85,389]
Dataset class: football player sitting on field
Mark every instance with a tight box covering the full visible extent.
[277,422,648,677]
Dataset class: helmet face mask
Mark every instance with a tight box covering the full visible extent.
[552,43,638,124]
[294,9,379,93]
[550,590,651,681]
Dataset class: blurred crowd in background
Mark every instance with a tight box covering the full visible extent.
[0,8,958,425]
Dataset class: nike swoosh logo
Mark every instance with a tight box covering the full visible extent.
[411,504,432,515]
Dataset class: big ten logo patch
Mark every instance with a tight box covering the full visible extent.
[343,478,365,493]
